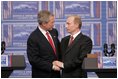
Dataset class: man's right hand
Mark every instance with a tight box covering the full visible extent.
[52,64,61,71]
[52,60,64,71]
[53,60,64,68]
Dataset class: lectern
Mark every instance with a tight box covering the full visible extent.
[1,55,26,78]
[82,57,117,78]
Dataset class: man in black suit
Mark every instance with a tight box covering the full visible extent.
[27,10,61,78]
[54,15,92,78]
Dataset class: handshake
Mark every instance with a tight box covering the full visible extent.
[52,60,64,71]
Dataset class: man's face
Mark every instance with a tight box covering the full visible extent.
[66,17,78,34]
[44,16,55,31]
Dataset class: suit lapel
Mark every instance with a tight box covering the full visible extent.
[64,33,82,55]
[61,36,70,55]
[37,28,54,52]
[49,31,58,54]
[49,32,57,49]
[49,30,59,58]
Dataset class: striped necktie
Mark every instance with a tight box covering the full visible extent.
[68,35,74,46]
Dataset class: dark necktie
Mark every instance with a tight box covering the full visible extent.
[46,32,56,55]
[68,36,74,46]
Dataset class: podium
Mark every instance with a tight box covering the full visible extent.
[1,55,26,78]
[82,58,117,78]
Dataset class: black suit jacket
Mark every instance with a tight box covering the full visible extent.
[61,33,92,78]
[27,27,60,78]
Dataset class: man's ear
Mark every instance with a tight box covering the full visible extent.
[75,23,79,28]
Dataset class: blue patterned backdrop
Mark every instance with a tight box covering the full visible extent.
[1,1,117,78]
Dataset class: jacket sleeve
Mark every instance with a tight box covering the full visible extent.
[64,38,92,71]
[27,37,53,72]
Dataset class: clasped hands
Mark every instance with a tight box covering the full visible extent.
[52,60,64,71]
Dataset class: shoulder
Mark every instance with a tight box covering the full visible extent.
[28,28,39,41]
[61,35,70,41]
[82,34,91,39]
[81,33,92,42]
[29,28,38,36]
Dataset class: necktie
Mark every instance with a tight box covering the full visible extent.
[46,32,56,55]
[68,36,74,46]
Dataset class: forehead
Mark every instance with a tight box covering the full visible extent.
[66,16,74,23]
[49,16,54,21]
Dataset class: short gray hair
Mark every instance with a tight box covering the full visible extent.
[37,10,54,25]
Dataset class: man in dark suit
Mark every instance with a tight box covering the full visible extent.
[54,15,92,78]
[27,10,61,78]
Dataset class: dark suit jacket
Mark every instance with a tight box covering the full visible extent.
[27,27,60,78]
[61,33,92,78]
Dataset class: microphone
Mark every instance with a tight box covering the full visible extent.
[1,41,6,54]
[110,43,115,56]
[103,43,108,56]
[111,43,115,50]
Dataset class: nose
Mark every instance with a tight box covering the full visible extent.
[65,24,68,28]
